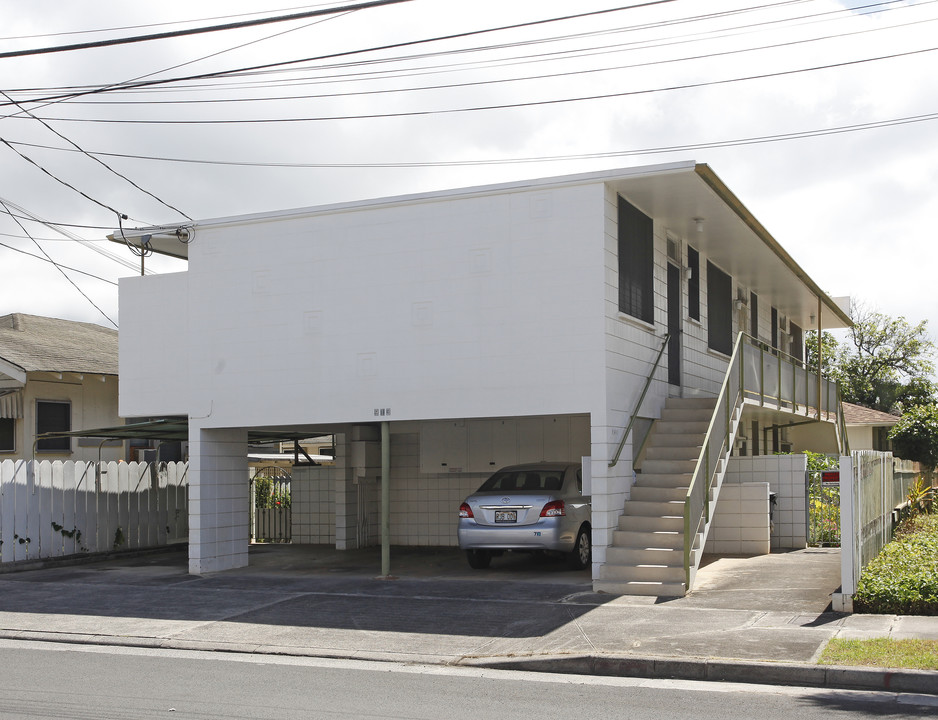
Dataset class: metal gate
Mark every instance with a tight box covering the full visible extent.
[808,470,840,546]
[250,466,291,543]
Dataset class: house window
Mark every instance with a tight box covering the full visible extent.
[617,195,654,324]
[687,245,700,320]
[706,261,733,355]
[36,400,71,452]
[0,418,14,453]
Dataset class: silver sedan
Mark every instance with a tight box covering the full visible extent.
[457,462,591,570]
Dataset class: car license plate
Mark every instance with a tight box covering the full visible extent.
[495,510,517,523]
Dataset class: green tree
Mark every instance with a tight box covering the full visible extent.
[807,302,936,413]
[889,405,938,468]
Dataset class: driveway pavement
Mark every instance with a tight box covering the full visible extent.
[0,544,936,694]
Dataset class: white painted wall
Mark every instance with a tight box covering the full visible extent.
[121,184,610,428]
[724,454,808,549]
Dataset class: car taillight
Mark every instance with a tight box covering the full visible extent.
[459,502,474,518]
[540,500,565,517]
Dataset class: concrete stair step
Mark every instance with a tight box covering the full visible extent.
[600,563,685,583]
[634,472,692,488]
[622,500,684,517]
[660,408,713,423]
[606,546,682,565]
[630,486,688,503]
[664,397,717,410]
[645,432,704,448]
[652,421,710,435]
[641,459,697,475]
[613,529,683,549]
[593,579,686,597]
[644,445,700,461]
[617,515,683,533]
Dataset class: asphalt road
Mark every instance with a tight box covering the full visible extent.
[0,640,936,720]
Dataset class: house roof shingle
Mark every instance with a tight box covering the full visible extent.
[842,401,900,427]
[0,313,118,376]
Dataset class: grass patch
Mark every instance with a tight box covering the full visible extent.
[819,638,938,670]
[852,514,938,615]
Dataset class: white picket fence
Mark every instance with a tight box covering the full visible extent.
[0,460,188,564]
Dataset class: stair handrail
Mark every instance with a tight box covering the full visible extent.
[683,332,746,589]
[682,332,849,589]
[609,333,670,468]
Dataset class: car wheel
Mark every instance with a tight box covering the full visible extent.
[466,550,492,569]
[568,526,591,570]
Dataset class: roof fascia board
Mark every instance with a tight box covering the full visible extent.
[694,164,853,328]
[189,161,699,232]
[0,357,27,385]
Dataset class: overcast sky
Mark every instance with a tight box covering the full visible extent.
[1,0,935,350]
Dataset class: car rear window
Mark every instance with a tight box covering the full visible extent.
[478,470,564,492]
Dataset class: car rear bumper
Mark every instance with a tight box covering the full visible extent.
[457,518,575,552]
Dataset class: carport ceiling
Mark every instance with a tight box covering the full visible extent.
[38,417,324,445]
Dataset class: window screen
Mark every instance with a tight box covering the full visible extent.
[617,195,654,324]
[707,261,733,355]
[0,418,14,453]
[36,400,71,452]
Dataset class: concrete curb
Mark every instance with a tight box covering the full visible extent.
[2,629,935,696]
[464,653,938,695]
[0,543,187,575]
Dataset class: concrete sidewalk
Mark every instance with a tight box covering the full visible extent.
[0,545,936,695]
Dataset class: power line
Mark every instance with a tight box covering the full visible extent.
[2,1,680,107]
[0,0,413,59]
[8,110,936,170]
[0,3,338,41]
[0,197,117,328]
[0,91,192,221]
[19,45,936,125]
[0,241,119,285]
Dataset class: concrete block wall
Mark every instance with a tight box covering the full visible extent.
[291,465,337,545]
[704,482,771,555]
[724,454,808,549]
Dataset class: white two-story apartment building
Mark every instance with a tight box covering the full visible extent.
[115,161,851,594]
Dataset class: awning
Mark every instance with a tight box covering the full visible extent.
[37,417,321,445]
[0,389,23,419]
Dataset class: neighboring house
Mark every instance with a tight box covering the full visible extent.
[114,161,852,592]
[0,313,122,462]
[843,401,898,452]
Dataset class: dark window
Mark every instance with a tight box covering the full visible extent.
[617,195,654,324]
[790,321,804,363]
[687,246,700,320]
[707,261,733,355]
[751,420,760,456]
[36,400,70,452]
[0,418,14,453]
[749,292,759,337]
[771,307,779,351]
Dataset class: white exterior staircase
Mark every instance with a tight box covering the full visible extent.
[596,396,731,596]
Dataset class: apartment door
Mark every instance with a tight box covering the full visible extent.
[667,263,682,386]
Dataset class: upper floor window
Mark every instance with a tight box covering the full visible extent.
[707,261,733,355]
[617,195,654,324]
[36,400,71,452]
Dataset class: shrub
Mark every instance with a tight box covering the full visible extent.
[253,475,291,509]
[853,515,938,615]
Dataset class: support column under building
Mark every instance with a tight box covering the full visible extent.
[188,426,250,574]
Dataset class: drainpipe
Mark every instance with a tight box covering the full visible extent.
[381,421,390,577]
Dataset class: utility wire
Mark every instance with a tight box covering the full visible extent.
[0,91,192,221]
[0,241,119,285]
[20,45,936,125]
[0,0,413,59]
[3,1,680,106]
[0,197,117,328]
[8,110,936,169]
